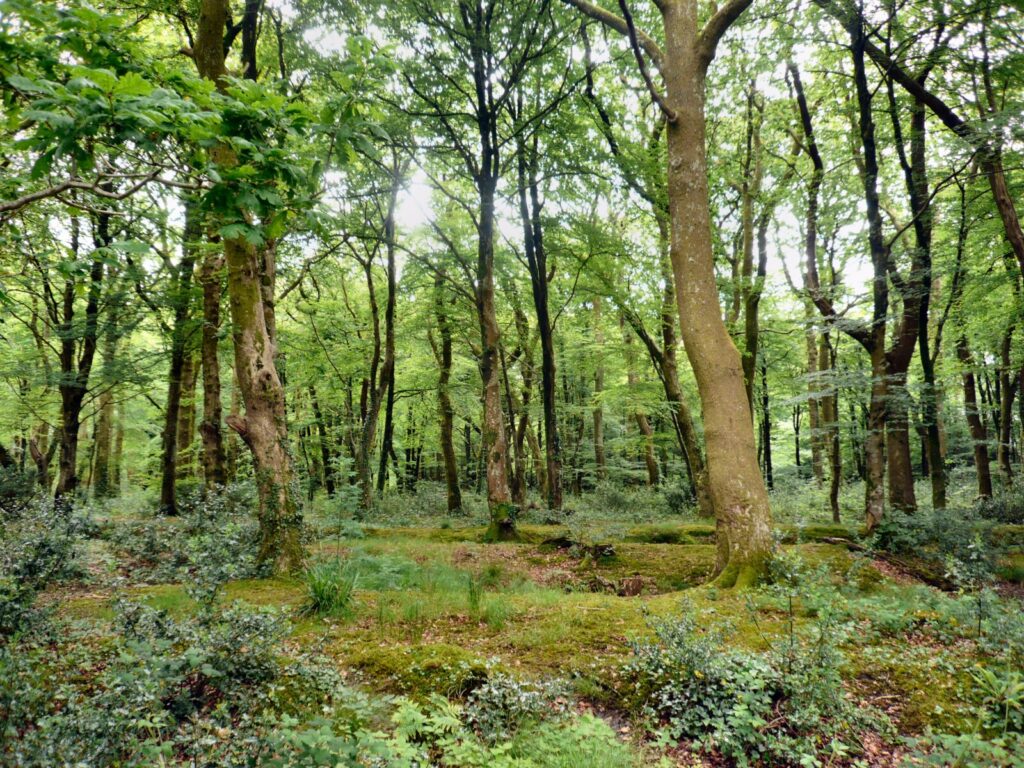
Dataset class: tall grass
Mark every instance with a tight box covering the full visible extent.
[299,559,358,618]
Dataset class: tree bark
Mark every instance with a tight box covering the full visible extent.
[805,313,825,483]
[198,251,227,490]
[478,173,516,540]
[159,206,199,512]
[309,385,336,497]
[433,271,463,513]
[661,0,772,584]
[55,214,107,502]
[819,334,842,521]
[195,0,302,572]
[958,337,994,498]
[592,296,607,481]
[176,351,199,479]
[92,335,116,499]
[760,362,773,490]
[516,136,562,509]
[997,327,1016,485]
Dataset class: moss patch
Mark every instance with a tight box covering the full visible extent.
[346,642,496,698]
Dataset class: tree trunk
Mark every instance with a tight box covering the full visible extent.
[433,272,463,513]
[176,352,199,479]
[55,215,106,502]
[29,425,52,492]
[477,174,516,540]
[957,337,993,498]
[997,328,1016,485]
[622,314,659,487]
[356,159,403,510]
[760,362,773,490]
[661,0,772,585]
[819,335,842,521]
[92,335,116,499]
[805,314,825,483]
[884,369,917,512]
[196,0,301,572]
[159,200,200,513]
[198,251,227,490]
[592,296,606,481]
[517,138,561,509]
[851,23,890,530]
[309,386,336,497]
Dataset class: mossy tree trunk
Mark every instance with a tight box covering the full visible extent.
[568,0,772,585]
[195,0,302,572]
[198,251,227,491]
[661,0,772,585]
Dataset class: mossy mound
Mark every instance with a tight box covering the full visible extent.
[347,642,497,698]
[591,543,715,592]
[624,523,716,544]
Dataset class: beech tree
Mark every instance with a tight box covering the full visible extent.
[565,0,773,584]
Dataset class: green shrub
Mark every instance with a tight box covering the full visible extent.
[109,483,263,585]
[464,673,569,743]
[904,731,1024,768]
[975,488,1024,525]
[0,464,39,517]
[1,500,85,636]
[625,599,877,766]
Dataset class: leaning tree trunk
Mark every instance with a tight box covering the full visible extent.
[661,1,772,586]
[622,314,659,487]
[195,0,301,572]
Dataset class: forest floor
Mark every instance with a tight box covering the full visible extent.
[45,491,1024,767]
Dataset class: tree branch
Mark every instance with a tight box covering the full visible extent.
[561,0,664,70]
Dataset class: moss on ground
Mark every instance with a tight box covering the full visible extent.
[54,521,1001,746]
[345,642,497,698]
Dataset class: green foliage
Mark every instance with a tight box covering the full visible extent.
[299,559,358,618]
[463,673,569,743]
[975,488,1024,525]
[626,593,880,766]
[0,464,38,517]
[386,695,638,768]
[0,500,85,636]
[871,508,1003,587]
[904,731,1024,768]
[108,483,262,585]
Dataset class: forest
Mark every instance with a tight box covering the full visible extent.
[1,0,1023,764]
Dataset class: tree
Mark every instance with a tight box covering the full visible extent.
[566,0,773,584]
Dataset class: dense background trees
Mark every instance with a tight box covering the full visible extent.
[1,0,1023,576]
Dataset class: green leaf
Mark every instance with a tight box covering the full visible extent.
[110,240,150,254]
